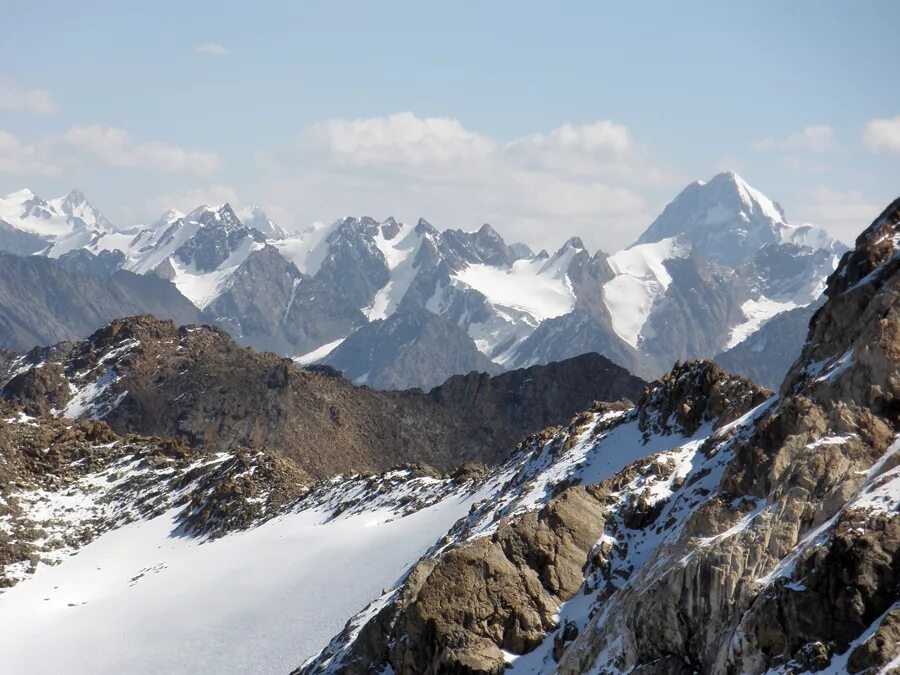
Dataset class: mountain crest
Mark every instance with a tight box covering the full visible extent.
[634,170,833,267]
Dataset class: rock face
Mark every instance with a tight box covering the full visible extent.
[429,352,645,442]
[716,301,820,389]
[206,245,366,356]
[1,315,647,479]
[507,309,649,379]
[299,198,900,675]
[0,252,201,352]
[323,309,503,390]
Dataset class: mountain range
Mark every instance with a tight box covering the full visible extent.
[0,195,897,673]
[0,171,846,390]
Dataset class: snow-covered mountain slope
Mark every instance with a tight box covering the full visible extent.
[0,403,490,674]
[0,188,112,239]
[0,188,115,257]
[601,236,688,347]
[635,170,842,267]
[716,301,821,389]
[1,196,896,675]
[298,196,900,675]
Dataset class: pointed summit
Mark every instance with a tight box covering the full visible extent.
[240,205,287,240]
[633,171,833,267]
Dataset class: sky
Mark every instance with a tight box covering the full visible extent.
[1,0,898,252]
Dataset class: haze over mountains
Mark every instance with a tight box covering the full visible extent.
[0,171,846,390]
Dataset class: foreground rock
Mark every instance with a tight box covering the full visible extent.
[299,198,900,674]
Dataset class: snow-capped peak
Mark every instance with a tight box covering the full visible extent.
[0,187,114,238]
[184,202,244,232]
[717,170,786,223]
[239,205,288,240]
[2,187,38,203]
[634,171,834,267]
[48,188,115,232]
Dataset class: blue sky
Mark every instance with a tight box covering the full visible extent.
[1,0,898,250]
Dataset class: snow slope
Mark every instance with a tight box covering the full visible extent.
[452,257,576,325]
[0,474,483,675]
[602,237,686,347]
[365,221,426,320]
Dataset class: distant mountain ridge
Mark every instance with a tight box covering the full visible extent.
[0,172,846,388]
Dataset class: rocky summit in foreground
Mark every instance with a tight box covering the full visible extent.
[299,198,900,674]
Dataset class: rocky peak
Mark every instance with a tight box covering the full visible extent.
[412,217,437,236]
[637,359,771,437]
[380,216,401,240]
[175,204,264,272]
[780,196,900,401]
[84,314,181,350]
[186,203,243,232]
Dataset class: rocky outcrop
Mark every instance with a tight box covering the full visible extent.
[636,359,771,437]
[362,485,609,675]
[300,198,900,675]
[300,363,768,674]
[0,400,310,588]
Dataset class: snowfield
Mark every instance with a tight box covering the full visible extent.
[0,493,478,675]
[602,237,686,347]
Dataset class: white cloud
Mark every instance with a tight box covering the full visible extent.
[195,43,231,56]
[510,120,632,155]
[753,125,835,153]
[49,125,222,175]
[147,184,240,215]
[799,185,881,244]
[863,115,900,155]
[263,113,665,250]
[0,77,59,115]
[302,112,496,167]
[0,130,59,175]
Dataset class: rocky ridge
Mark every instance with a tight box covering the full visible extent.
[298,198,900,674]
[1,315,646,479]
